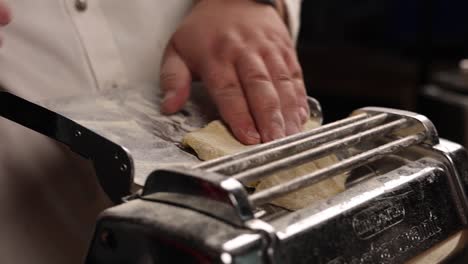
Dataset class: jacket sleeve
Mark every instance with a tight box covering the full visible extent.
[283,0,302,43]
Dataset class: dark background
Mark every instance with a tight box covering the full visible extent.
[295,3,468,261]
[297,0,468,122]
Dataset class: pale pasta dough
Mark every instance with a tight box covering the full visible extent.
[183,120,347,210]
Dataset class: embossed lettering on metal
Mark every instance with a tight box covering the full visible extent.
[352,200,406,240]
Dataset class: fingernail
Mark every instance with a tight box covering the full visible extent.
[163,90,176,102]
[233,127,260,145]
[161,90,177,114]
[299,107,309,123]
[246,128,261,140]
[265,118,286,141]
[268,127,285,141]
[264,111,286,141]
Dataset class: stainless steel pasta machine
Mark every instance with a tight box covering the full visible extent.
[1,89,467,264]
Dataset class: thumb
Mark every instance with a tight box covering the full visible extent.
[0,1,11,26]
[160,44,192,114]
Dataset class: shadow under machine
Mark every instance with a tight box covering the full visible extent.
[1,87,468,263]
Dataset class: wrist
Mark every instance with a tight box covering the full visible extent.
[252,0,290,29]
[273,0,288,26]
[193,0,287,23]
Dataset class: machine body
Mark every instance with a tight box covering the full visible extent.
[2,91,467,263]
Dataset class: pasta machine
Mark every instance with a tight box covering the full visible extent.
[1,88,468,263]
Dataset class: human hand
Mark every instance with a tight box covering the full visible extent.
[160,0,309,145]
[0,1,11,47]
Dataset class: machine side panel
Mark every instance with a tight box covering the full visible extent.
[275,163,463,264]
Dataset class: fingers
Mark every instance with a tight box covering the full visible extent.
[160,42,307,145]
[160,44,192,114]
[283,48,310,124]
[235,52,286,142]
[0,1,11,26]
[202,63,261,145]
[262,51,302,135]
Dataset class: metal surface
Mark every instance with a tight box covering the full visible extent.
[195,113,368,171]
[12,91,458,264]
[352,107,439,146]
[0,91,133,203]
[433,139,468,225]
[87,199,263,264]
[142,167,254,226]
[307,97,323,125]
[88,138,468,263]
[271,157,466,263]
[7,85,463,262]
[250,133,425,206]
[192,107,438,209]
[207,113,388,175]
[40,85,209,186]
[232,117,403,184]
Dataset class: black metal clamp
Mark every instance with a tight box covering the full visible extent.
[0,92,134,204]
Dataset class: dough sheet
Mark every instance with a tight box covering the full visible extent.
[183,120,347,210]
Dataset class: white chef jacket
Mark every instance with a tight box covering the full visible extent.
[0,1,302,263]
[0,0,301,100]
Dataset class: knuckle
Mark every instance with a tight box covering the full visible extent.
[275,73,293,84]
[291,68,303,80]
[257,44,277,59]
[262,30,285,45]
[219,32,240,45]
[215,33,244,58]
[245,72,271,84]
[279,44,294,57]
[226,41,245,54]
[212,81,242,99]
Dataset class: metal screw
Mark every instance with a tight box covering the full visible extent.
[114,154,119,160]
[74,130,82,137]
[120,164,128,172]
